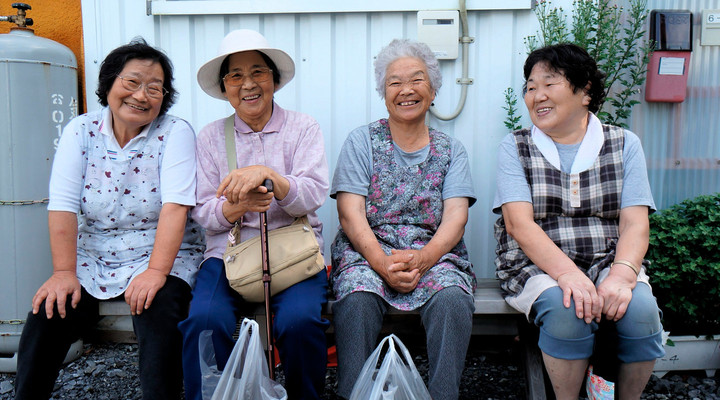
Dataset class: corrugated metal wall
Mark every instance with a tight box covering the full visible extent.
[624,0,720,210]
[79,0,719,278]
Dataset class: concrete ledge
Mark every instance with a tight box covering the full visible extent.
[0,339,83,374]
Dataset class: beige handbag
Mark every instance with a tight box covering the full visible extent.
[223,217,325,302]
[221,115,325,302]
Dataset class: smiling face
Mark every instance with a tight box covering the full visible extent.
[384,57,435,126]
[524,61,591,143]
[223,51,276,131]
[107,59,164,136]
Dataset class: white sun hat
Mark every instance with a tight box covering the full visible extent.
[197,29,295,100]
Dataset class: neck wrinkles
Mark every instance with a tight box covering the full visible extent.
[388,118,429,152]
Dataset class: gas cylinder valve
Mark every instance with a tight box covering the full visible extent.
[0,3,34,28]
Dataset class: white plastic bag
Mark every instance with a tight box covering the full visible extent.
[211,318,288,400]
[349,334,432,400]
[199,330,222,400]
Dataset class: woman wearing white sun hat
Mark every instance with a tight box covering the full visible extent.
[179,29,330,400]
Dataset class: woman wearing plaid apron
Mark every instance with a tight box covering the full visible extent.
[493,44,664,400]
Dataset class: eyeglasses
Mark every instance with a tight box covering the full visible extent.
[223,67,273,87]
[117,76,168,99]
[385,78,429,90]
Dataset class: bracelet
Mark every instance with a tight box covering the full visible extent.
[612,260,640,276]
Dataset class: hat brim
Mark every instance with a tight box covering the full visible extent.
[197,48,295,100]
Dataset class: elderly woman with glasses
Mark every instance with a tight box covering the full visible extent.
[179,29,330,400]
[15,39,204,400]
[330,39,477,400]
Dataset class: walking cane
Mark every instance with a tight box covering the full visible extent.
[259,178,276,379]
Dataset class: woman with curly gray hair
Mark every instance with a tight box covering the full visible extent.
[330,38,477,400]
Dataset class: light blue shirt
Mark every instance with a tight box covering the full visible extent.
[331,124,476,206]
[493,127,655,214]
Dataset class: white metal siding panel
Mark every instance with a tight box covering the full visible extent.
[148,0,534,15]
[80,0,718,277]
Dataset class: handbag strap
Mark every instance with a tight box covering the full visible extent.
[224,115,241,230]
[224,115,237,171]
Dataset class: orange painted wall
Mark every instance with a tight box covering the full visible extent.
[1,1,86,112]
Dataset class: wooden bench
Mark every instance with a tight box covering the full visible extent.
[97,278,548,399]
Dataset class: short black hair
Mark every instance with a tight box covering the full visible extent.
[95,37,177,116]
[523,43,606,113]
[217,50,281,93]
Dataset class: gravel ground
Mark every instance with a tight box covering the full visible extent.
[1,335,719,399]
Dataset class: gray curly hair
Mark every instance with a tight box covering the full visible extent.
[373,39,442,99]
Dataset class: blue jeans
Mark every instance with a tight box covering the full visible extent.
[531,283,665,363]
[179,257,329,400]
[333,287,474,400]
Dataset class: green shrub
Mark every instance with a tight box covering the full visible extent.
[646,193,720,335]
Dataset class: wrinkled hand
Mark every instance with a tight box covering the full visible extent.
[32,271,81,319]
[223,188,274,215]
[597,274,635,321]
[557,270,602,324]
[390,249,432,276]
[124,269,167,315]
[217,166,273,205]
[378,252,420,293]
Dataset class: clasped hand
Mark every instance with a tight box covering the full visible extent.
[217,166,274,209]
[377,249,432,294]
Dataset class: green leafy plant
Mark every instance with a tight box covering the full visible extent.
[504,0,652,130]
[645,193,720,335]
[502,88,523,132]
[524,0,569,51]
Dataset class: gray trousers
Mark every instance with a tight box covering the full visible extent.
[333,287,474,400]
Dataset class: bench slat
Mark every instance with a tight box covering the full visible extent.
[323,278,518,315]
[97,279,519,318]
[99,300,131,316]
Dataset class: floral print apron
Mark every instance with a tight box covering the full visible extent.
[331,119,475,311]
[75,112,204,299]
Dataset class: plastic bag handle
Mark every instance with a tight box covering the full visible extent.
[357,334,395,377]
[374,334,429,399]
[370,334,423,378]
[350,332,434,399]
[386,334,422,375]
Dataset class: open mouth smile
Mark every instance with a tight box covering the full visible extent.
[398,100,419,106]
[125,103,149,111]
[536,107,552,115]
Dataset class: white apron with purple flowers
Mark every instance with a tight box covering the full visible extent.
[75,112,204,299]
